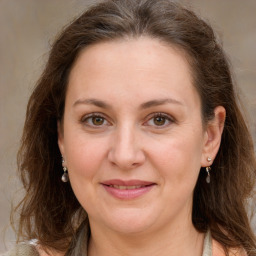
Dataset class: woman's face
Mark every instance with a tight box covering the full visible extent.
[58,37,213,235]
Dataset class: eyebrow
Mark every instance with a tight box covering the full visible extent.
[73,98,112,109]
[73,98,183,109]
[139,98,184,109]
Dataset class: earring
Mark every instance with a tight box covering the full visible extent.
[207,157,212,162]
[206,166,211,183]
[61,157,69,182]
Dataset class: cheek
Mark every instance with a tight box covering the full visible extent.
[64,137,108,210]
[64,135,107,181]
[149,130,204,182]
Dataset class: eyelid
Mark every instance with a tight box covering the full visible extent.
[143,112,175,127]
[80,112,175,129]
[80,112,112,127]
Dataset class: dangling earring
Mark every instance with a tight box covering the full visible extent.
[205,157,212,183]
[61,157,69,182]
[206,166,211,183]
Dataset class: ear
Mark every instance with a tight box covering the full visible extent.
[201,106,226,167]
[57,121,65,158]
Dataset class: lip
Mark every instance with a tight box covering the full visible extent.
[102,179,154,186]
[101,179,156,200]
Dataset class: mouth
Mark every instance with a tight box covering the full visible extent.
[107,185,150,190]
[101,179,156,199]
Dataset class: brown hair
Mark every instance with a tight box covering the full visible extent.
[13,0,256,254]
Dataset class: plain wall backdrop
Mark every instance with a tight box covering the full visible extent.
[0,0,255,252]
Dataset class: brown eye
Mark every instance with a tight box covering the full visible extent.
[81,113,109,128]
[143,113,173,128]
[92,116,104,126]
[153,116,166,126]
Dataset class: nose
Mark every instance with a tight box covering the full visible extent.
[107,125,146,170]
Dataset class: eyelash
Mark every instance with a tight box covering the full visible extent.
[143,112,174,128]
[80,112,174,128]
[81,112,111,128]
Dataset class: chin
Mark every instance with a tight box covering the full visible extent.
[110,220,154,235]
[100,208,159,235]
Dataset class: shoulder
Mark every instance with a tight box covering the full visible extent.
[212,238,247,256]
[1,243,64,256]
[1,243,39,256]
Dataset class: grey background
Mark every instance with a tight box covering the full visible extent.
[0,0,255,252]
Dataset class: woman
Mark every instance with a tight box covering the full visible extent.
[4,0,256,255]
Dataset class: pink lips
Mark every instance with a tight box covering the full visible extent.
[101,179,156,199]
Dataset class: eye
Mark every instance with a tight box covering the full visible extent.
[81,113,110,127]
[153,116,166,126]
[144,113,174,128]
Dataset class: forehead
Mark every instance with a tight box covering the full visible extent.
[67,37,200,110]
[71,37,193,78]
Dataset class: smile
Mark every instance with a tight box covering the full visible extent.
[101,179,156,199]
[108,185,147,190]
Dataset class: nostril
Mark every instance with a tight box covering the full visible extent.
[107,137,146,169]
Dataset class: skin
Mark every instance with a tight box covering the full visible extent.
[58,37,225,256]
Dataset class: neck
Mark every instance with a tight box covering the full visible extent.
[87,219,204,256]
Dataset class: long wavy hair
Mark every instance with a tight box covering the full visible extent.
[12,0,256,255]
